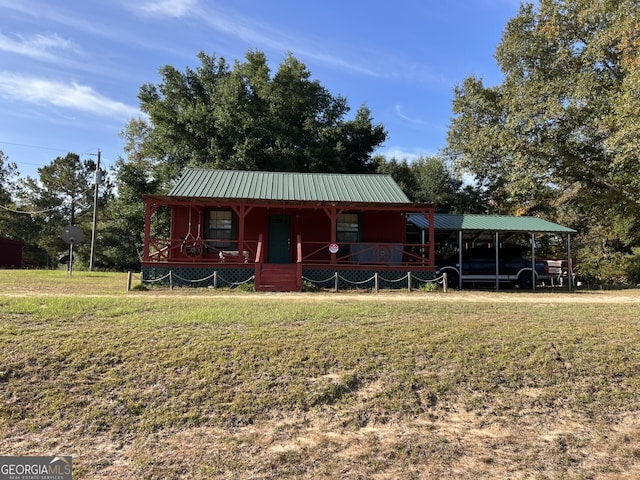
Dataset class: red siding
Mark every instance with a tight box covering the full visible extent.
[361,211,406,243]
[170,207,405,246]
[0,238,22,268]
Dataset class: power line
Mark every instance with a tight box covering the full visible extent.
[0,140,100,158]
[0,183,95,216]
[0,141,115,175]
[0,204,58,215]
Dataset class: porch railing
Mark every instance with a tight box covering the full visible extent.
[146,237,258,264]
[144,237,433,268]
[301,241,432,267]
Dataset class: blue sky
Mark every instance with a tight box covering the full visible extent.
[0,0,522,180]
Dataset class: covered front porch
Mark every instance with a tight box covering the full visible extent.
[141,197,436,291]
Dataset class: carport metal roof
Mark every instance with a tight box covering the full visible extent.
[408,213,576,291]
[408,213,576,234]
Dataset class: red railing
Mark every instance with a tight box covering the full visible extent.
[146,237,258,264]
[144,237,433,269]
[301,241,432,267]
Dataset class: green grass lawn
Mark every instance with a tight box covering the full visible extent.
[1,270,640,478]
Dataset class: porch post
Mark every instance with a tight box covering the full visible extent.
[232,204,253,257]
[143,198,155,261]
[428,207,435,268]
[331,207,337,264]
[237,205,246,255]
[323,206,342,265]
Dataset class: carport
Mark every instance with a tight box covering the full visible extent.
[408,213,577,291]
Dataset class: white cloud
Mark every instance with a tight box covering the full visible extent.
[0,32,79,61]
[0,72,140,120]
[394,104,451,134]
[128,0,199,18]
[394,104,424,125]
[376,147,432,162]
[191,6,393,79]
[122,1,435,82]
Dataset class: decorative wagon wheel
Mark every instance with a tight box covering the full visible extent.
[183,240,204,257]
[374,245,390,262]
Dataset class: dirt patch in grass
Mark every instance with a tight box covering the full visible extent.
[4,403,640,479]
[138,287,640,305]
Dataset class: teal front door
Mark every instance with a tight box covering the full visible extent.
[268,214,291,263]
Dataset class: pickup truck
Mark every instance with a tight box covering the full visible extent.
[437,245,551,290]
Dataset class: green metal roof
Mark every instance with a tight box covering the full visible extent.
[168,168,412,204]
[408,213,576,233]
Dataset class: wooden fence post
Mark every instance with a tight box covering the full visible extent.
[126,271,132,291]
[443,272,448,293]
[374,272,379,293]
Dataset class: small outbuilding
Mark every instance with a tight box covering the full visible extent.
[0,237,22,269]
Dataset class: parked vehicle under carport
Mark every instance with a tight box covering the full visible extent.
[437,245,551,290]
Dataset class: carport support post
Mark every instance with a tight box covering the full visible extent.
[531,233,536,291]
[567,233,573,292]
[458,230,463,290]
[495,231,500,291]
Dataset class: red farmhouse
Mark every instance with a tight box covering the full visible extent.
[142,169,435,291]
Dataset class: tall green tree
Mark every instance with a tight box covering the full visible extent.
[446,0,640,282]
[411,156,464,212]
[374,156,419,200]
[375,155,486,213]
[19,153,111,266]
[99,155,160,270]
[0,150,17,204]
[130,49,386,188]
[0,151,21,238]
[0,151,44,266]
[447,0,639,221]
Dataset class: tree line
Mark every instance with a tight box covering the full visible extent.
[0,151,473,271]
[1,0,638,284]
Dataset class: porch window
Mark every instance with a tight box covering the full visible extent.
[337,213,360,243]
[206,210,236,249]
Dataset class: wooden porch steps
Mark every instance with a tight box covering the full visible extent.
[257,264,301,292]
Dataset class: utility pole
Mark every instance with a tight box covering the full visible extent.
[89,149,100,271]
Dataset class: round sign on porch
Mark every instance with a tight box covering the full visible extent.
[329,243,339,254]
